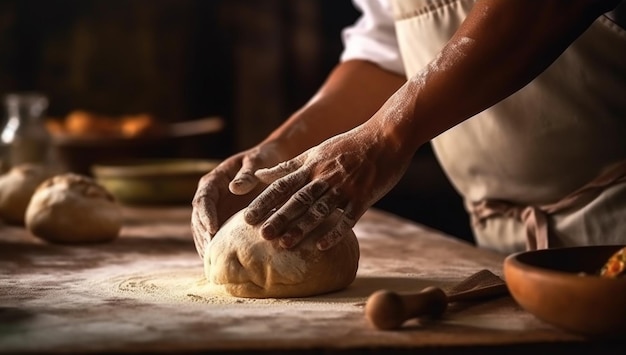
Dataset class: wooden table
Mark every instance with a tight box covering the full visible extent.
[0,207,622,354]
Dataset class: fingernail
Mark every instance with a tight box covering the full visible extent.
[232,181,244,189]
[317,239,329,250]
[244,209,257,222]
[279,236,294,248]
[261,223,276,239]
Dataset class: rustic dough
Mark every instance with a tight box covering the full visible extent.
[25,173,123,244]
[0,164,51,225]
[204,209,360,298]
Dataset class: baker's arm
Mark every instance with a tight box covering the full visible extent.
[262,60,405,160]
[385,0,621,153]
[191,0,405,253]
[191,59,404,252]
[259,0,404,160]
[246,0,621,250]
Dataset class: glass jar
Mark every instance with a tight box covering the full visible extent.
[0,92,52,172]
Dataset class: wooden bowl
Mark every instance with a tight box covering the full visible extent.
[503,245,626,338]
[92,159,220,205]
[52,117,225,176]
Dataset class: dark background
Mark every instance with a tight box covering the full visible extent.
[0,0,473,242]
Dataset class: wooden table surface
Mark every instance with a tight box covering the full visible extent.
[0,206,623,354]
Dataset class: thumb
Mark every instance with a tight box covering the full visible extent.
[229,169,259,195]
[229,155,264,195]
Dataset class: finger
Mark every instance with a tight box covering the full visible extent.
[204,190,221,236]
[192,174,223,236]
[245,169,309,232]
[270,178,328,237]
[279,194,334,249]
[317,204,359,251]
[229,171,256,195]
[229,155,264,195]
[190,212,208,259]
[255,156,304,184]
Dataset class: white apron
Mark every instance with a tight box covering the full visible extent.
[390,0,626,253]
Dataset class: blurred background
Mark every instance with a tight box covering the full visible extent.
[0,0,473,242]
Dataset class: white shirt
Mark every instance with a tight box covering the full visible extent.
[340,0,405,76]
[340,0,625,77]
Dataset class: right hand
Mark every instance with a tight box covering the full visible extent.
[191,142,287,259]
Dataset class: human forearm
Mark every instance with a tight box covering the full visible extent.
[375,0,619,155]
[263,59,406,158]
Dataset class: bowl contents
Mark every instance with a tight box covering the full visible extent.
[47,110,160,139]
[600,246,626,278]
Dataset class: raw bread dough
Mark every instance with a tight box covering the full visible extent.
[25,173,123,244]
[0,164,51,225]
[204,209,360,298]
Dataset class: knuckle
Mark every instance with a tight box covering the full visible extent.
[294,213,323,235]
[327,229,342,242]
[312,201,331,217]
[191,193,207,206]
[322,229,343,248]
[293,190,315,206]
[330,186,343,197]
[270,179,291,194]
[278,159,299,172]
[339,217,354,229]
[271,211,289,226]
[310,180,329,195]
[286,226,304,240]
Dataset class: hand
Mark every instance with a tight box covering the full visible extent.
[244,121,413,251]
[191,142,287,259]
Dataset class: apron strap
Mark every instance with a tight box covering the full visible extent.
[469,160,626,251]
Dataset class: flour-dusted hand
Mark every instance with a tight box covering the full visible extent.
[193,60,408,257]
[191,142,288,259]
[245,120,414,251]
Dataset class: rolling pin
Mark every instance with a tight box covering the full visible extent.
[364,269,509,330]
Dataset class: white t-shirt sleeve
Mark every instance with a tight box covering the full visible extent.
[340,0,405,76]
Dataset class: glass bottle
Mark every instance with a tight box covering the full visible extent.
[0,92,52,172]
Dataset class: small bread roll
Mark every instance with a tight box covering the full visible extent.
[0,164,51,225]
[25,173,123,244]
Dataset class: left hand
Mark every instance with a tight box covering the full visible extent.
[190,141,288,259]
[243,120,413,251]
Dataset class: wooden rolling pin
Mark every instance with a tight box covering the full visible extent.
[365,269,509,330]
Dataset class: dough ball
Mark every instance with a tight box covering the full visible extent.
[204,210,360,298]
[25,173,123,244]
[0,164,51,225]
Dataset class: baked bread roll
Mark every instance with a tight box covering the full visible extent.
[204,209,360,298]
[25,173,123,243]
[0,164,51,225]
